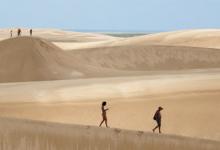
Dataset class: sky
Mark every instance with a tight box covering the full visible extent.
[0,0,220,32]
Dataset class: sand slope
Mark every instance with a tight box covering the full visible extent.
[0,29,219,145]
[0,71,220,140]
[0,36,127,82]
[53,29,220,50]
[69,45,220,71]
[0,36,87,82]
[117,29,220,49]
[1,36,220,82]
[0,117,219,150]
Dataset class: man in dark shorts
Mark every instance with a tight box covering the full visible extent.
[17,28,21,36]
[30,29,33,36]
[152,106,163,133]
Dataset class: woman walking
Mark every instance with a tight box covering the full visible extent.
[99,101,109,128]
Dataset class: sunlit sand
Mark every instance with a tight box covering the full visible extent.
[0,28,219,149]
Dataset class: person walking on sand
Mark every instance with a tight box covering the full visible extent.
[10,30,13,38]
[99,101,109,128]
[17,28,21,36]
[152,106,163,133]
[30,29,33,36]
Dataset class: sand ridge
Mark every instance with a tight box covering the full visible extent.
[0,28,118,42]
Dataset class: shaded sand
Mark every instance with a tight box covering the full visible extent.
[0,118,219,150]
[0,71,220,140]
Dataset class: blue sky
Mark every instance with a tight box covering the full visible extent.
[0,0,220,31]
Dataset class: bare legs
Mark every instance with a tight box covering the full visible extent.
[99,118,109,128]
[152,125,161,133]
[153,120,161,133]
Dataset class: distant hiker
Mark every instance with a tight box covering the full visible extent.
[152,106,163,133]
[99,101,109,128]
[30,29,32,36]
[17,28,21,36]
[10,30,13,38]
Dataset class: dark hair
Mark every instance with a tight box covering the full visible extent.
[102,101,107,106]
[158,106,163,110]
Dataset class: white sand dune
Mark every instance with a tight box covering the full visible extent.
[0,117,219,150]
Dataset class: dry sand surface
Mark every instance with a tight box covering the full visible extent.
[0,117,219,150]
[53,29,220,50]
[111,29,220,49]
[0,71,219,141]
[0,28,117,42]
[0,36,136,82]
[3,28,220,50]
[68,45,220,71]
[0,28,219,148]
[1,36,220,82]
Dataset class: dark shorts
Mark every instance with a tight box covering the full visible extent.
[156,119,161,127]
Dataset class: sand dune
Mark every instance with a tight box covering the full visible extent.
[0,29,220,148]
[0,36,87,82]
[116,29,220,49]
[0,28,118,42]
[0,117,219,150]
[3,29,220,50]
[0,36,129,82]
[1,36,220,82]
[53,29,220,50]
[0,71,220,140]
[69,45,220,71]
